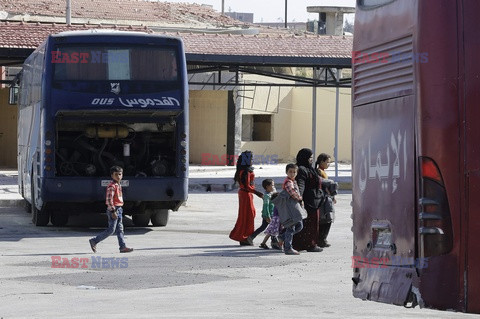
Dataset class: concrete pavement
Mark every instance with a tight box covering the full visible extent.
[0,191,472,318]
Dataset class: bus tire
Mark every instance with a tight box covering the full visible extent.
[51,212,69,227]
[132,213,150,227]
[31,198,49,226]
[151,209,169,227]
[31,175,49,226]
[25,200,32,214]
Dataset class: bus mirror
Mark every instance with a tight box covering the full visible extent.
[8,86,18,105]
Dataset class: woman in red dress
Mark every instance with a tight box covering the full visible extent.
[229,151,263,245]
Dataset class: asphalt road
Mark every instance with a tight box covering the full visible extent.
[0,191,473,318]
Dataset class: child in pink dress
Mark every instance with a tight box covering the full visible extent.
[263,204,282,250]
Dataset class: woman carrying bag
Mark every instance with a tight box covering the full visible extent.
[291,148,325,252]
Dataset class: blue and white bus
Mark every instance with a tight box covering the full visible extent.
[18,30,188,226]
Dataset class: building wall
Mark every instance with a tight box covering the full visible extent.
[240,84,294,163]
[224,12,254,23]
[290,87,352,162]
[238,74,352,163]
[189,90,228,164]
[0,88,18,168]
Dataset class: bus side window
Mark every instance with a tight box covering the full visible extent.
[359,0,395,8]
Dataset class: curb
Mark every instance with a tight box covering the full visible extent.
[188,178,353,193]
[0,198,24,208]
[0,179,353,208]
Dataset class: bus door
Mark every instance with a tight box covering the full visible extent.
[352,95,416,304]
[463,0,480,312]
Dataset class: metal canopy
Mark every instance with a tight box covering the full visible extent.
[0,48,352,87]
[187,54,351,88]
[187,53,351,68]
[0,48,33,67]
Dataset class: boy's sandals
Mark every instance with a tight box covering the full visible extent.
[259,243,270,249]
[89,239,97,253]
[120,247,133,253]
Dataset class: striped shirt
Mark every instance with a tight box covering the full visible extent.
[283,177,302,201]
[106,181,124,211]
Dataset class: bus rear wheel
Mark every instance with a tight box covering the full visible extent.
[132,213,150,227]
[51,212,69,227]
[151,209,169,227]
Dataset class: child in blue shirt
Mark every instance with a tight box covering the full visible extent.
[249,179,278,248]
[262,198,282,250]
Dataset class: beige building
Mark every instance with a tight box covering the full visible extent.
[0,88,18,167]
[188,78,352,165]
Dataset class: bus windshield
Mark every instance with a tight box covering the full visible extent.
[52,45,178,82]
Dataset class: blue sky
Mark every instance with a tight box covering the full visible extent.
[164,0,356,23]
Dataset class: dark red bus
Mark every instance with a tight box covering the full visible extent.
[352,0,480,313]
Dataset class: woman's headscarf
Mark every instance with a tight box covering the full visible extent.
[234,151,254,184]
[296,148,313,167]
[296,148,320,185]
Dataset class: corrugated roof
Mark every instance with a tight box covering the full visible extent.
[0,22,352,60]
[180,33,352,59]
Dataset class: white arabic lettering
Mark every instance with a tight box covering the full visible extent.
[119,97,180,108]
[358,130,407,194]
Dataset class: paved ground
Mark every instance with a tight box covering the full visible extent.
[0,189,474,318]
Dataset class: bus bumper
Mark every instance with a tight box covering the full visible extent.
[42,177,188,203]
[352,265,417,306]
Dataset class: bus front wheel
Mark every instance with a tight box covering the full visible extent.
[31,175,49,226]
[24,200,31,214]
[151,209,169,227]
[31,199,49,226]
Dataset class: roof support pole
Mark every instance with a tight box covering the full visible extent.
[334,68,340,178]
[285,0,288,28]
[227,91,237,166]
[312,67,318,160]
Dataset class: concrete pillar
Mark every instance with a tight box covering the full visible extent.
[227,89,242,165]
[325,12,345,36]
[307,6,355,36]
